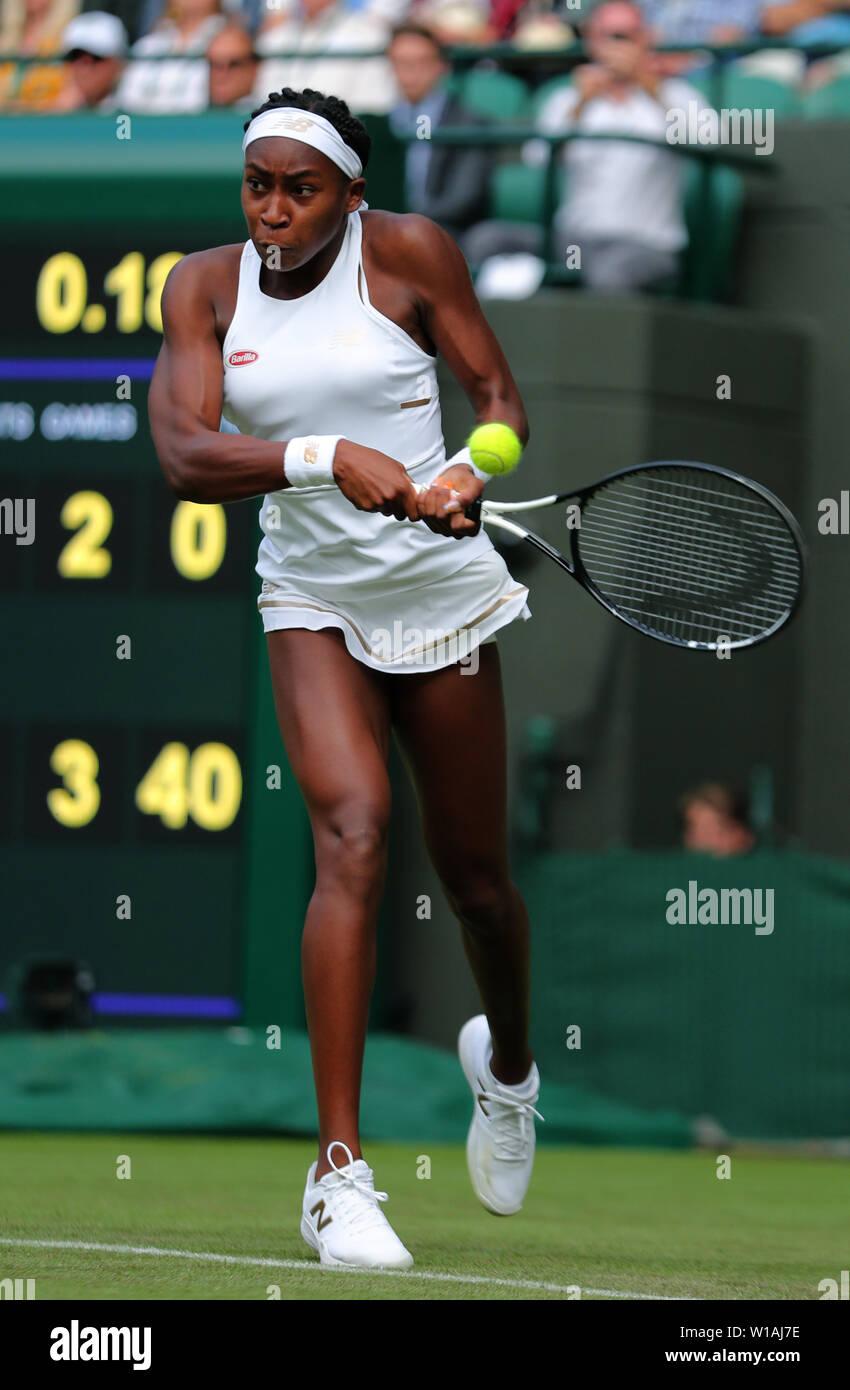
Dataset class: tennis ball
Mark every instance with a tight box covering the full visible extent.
[467,423,522,476]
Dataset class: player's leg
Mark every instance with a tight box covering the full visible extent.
[389,642,533,1085]
[265,627,392,1179]
[390,641,540,1215]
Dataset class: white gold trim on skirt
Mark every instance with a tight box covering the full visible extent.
[257,549,531,673]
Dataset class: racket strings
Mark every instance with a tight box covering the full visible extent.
[578,534,800,607]
[576,469,802,647]
[579,520,799,590]
[582,494,802,571]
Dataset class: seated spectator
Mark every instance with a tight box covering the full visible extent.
[83,0,148,46]
[115,0,227,111]
[639,0,763,45]
[465,0,716,295]
[411,0,574,44]
[134,0,247,43]
[361,0,415,26]
[761,0,850,45]
[206,20,258,106]
[512,9,576,49]
[256,0,397,114]
[0,0,78,52]
[387,23,492,244]
[412,0,494,44]
[679,782,756,856]
[53,9,128,108]
[637,0,765,80]
[0,0,79,109]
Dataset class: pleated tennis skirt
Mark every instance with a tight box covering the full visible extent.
[257,546,531,674]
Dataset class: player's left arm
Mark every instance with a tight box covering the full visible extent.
[395,214,530,534]
[401,214,529,447]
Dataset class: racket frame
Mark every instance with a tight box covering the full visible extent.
[471,461,807,651]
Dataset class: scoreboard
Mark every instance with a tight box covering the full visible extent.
[0,236,311,1030]
[0,112,408,1030]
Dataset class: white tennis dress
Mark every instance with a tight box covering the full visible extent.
[221,207,531,672]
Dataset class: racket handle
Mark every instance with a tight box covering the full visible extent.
[415,481,481,521]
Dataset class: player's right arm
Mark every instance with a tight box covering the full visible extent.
[149,251,294,504]
[149,251,418,520]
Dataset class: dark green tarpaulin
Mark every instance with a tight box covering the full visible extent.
[521,849,850,1141]
[0,1027,690,1147]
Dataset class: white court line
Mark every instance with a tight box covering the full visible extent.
[0,1237,694,1300]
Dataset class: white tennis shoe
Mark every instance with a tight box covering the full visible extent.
[300,1140,414,1270]
[459,1014,543,1216]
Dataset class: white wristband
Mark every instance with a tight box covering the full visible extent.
[283,434,343,488]
[445,445,490,483]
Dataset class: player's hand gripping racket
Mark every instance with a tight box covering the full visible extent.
[455,461,805,651]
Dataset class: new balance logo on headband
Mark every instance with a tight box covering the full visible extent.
[270,115,315,133]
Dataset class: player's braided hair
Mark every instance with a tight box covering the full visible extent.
[244,88,371,173]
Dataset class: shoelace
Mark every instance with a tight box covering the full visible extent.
[321,1141,390,1237]
[477,1090,545,1161]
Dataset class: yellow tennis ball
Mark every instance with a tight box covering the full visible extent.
[467,423,522,476]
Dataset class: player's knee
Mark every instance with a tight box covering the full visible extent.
[447,876,514,933]
[321,802,390,882]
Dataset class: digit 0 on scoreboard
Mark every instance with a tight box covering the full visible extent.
[134,731,244,844]
[0,159,315,1025]
[24,727,244,845]
[35,250,184,337]
[24,480,252,593]
[148,485,253,593]
[2,364,256,1007]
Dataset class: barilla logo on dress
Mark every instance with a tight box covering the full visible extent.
[228,350,258,366]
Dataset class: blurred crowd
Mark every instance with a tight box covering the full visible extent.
[2,0,849,296]
[2,0,849,115]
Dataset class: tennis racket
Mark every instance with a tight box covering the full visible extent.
[449,461,805,651]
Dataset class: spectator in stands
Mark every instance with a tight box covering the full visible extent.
[638,0,763,45]
[387,23,492,244]
[362,0,414,25]
[255,0,397,113]
[0,0,79,108]
[0,0,78,51]
[679,782,756,856]
[412,0,494,43]
[206,19,258,106]
[53,9,127,108]
[84,0,148,46]
[411,0,575,43]
[761,0,850,46]
[466,0,715,294]
[512,6,577,49]
[115,0,226,111]
[637,2,766,82]
[134,0,248,43]
[489,0,536,41]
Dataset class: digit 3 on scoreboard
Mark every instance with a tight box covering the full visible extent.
[0,367,256,1018]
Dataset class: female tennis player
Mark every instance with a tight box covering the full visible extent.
[149,87,542,1271]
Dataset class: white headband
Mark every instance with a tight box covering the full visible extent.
[242,107,364,183]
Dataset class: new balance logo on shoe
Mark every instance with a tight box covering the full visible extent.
[310,1199,333,1232]
[476,1080,490,1116]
